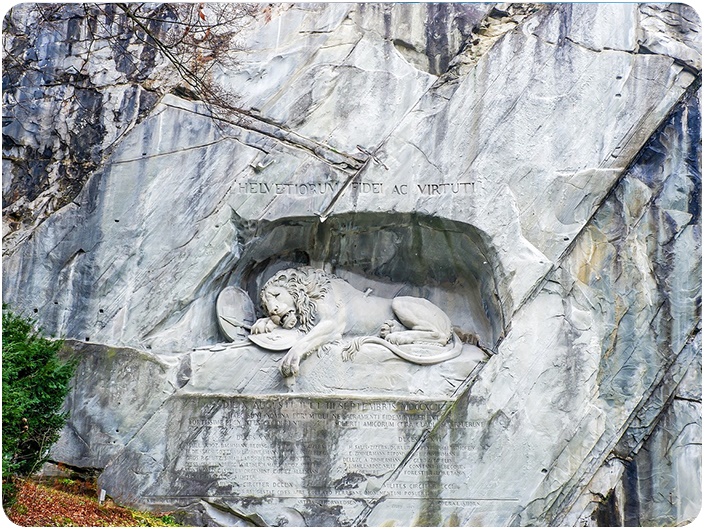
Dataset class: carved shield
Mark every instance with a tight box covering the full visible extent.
[216,286,256,342]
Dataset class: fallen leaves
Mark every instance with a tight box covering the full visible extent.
[5,478,177,527]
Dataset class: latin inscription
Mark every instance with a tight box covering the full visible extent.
[236,180,475,196]
[238,181,340,195]
[174,398,484,502]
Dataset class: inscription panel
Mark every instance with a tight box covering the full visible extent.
[128,392,515,526]
[166,397,452,501]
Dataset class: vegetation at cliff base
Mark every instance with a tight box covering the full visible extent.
[2,306,76,503]
[5,476,180,526]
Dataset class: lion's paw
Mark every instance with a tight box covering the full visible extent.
[384,332,415,345]
[252,317,277,334]
[380,320,401,339]
[280,350,302,377]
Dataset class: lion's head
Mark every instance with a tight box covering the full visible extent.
[260,267,331,332]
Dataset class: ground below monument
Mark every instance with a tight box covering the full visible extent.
[5,476,181,527]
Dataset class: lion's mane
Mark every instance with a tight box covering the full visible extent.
[261,267,331,332]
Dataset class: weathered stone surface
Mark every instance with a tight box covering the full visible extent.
[51,341,181,469]
[626,387,701,525]
[2,3,178,249]
[2,3,701,527]
[515,89,701,527]
[562,332,701,527]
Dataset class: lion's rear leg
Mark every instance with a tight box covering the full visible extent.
[385,297,452,346]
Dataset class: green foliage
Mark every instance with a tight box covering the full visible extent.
[160,514,177,525]
[2,306,75,489]
[52,515,75,526]
[130,510,182,526]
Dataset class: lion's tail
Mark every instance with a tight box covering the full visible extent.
[342,333,463,365]
[341,338,363,361]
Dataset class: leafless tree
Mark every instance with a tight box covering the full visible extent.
[2,3,262,243]
[113,2,260,108]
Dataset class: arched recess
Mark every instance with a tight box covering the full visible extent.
[228,213,507,347]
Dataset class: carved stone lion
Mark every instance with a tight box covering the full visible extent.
[250,267,462,377]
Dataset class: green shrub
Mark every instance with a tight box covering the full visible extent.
[2,306,76,497]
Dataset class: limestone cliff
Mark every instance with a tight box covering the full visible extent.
[2,3,701,526]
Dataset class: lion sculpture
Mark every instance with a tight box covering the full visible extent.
[250,267,463,377]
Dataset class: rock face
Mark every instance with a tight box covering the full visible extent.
[3,3,701,527]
